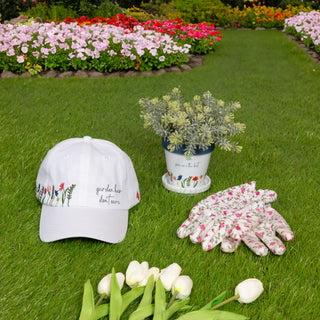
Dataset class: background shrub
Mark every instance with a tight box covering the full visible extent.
[76,0,122,18]
[20,1,122,20]
[20,3,77,21]
[0,0,20,21]
[171,0,229,24]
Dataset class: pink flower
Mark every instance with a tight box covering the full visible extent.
[17,55,24,63]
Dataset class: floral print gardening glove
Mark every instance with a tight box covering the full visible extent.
[177,182,294,256]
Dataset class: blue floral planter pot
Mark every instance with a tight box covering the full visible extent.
[161,139,214,194]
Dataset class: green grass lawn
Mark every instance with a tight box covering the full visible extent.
[1,30,320,320]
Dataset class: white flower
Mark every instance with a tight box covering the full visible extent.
[125,260,149,288]
[138,267,160,286]
[235,279,264,303]
[159,263,182,291]
[97,272,125,297]
[171,275,193,299]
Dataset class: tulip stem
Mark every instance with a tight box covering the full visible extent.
[95,293,106,307]
[167,291,179,309]
[211,293,240,310]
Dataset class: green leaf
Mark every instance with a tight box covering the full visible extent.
[153,278,166,320]
[109,268,122,320]
[139,275,154,308]
[94,304,109,320]
[175,310,249,320]
[165,298,191,319]
[79,279,95,320]
[120,286,145,315]
[128,276,155,320]
[128,305,155,320]
[200,291,227,310]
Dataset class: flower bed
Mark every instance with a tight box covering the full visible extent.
[230,5,312,29]
[139,19,222,54]
[284,11,320,54]
[0,21,191,74]
[0,14,222,74]
[62,15,222,55]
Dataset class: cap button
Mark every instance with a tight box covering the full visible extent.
[83,136,92,141]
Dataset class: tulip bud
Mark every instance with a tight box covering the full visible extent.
[172,275,193,299]
[138,267,160,286]
[159,263,182,291]
[97,272,125,297]
[235,278,264,303]
[125,260,149,288]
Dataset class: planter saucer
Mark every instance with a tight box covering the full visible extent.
[162,173,211,194]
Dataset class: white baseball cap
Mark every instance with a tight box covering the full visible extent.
[35,136,140,243]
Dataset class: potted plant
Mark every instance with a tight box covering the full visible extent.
[139,87,245,193]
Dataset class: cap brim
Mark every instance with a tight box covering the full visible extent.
[39,206,128,243]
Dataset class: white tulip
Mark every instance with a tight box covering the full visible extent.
[171,275,193,299]
[235,278,264,303]
[138,267,160,286]
[159,263,182,291]
[125,260,149,288]
[97,272,125,297]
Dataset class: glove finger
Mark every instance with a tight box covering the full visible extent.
[269,209,294,241]
[255,225,286,255]
[242,231,269,256]
[189,217,217,244]
[177,203,218,238]
[177,213,206,238]
[221,237,241,253]
[258,233,286,255]
[201,223,225,251]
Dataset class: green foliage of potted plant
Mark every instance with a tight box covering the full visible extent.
[140,87,246,193]
[140,87,246,159]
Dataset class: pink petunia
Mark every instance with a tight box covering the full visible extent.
[17,55,24,63]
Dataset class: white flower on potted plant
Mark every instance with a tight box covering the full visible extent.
[125,260,149,288]
[159,263,182,291]
[95,272,125,306]
[235,278,264,303]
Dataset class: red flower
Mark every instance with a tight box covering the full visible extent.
[192,176,198,181]
[59,183,65,191]
[136,191,140,200]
